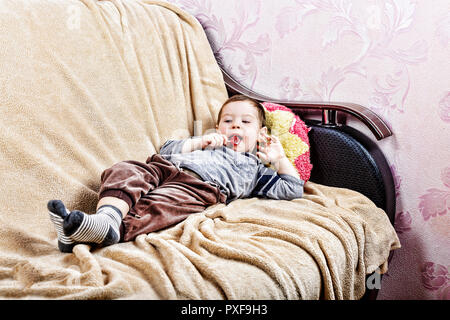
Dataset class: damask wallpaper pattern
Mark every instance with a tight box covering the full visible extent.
[167,0,450,299]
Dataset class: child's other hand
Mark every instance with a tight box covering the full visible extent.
[256,133,286,165]
[201,133,227,149]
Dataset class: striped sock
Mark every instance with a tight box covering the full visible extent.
[64,205,122,247]
[47,200,76,253]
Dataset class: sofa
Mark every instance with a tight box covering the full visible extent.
[0,0,400,300]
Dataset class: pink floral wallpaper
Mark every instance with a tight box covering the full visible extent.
[167,0,450,299]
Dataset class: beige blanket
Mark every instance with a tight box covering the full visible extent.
[0,0,400,299]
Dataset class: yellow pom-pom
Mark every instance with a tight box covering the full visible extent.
[265,110,294,136]
[279,132,309,161]
[263,102,313,181]
[265,109,308,167]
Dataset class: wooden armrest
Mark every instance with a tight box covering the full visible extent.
[221,68,392,141]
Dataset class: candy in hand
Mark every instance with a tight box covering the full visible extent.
[227,135,242,150]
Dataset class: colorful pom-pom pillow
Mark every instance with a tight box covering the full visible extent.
[262,102,313,182]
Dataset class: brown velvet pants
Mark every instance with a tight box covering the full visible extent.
[99,154,226,242]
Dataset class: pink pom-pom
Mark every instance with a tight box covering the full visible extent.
[262,102,313,182]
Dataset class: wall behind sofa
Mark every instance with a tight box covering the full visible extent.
[168,0,450,300]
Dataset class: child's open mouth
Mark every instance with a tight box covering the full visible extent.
[227,135,242,150]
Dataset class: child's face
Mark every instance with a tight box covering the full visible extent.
[216,101,265,153]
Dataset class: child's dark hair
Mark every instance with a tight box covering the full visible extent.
[217,95,266,127]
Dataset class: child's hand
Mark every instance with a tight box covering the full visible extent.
[257,132,300,179]
[201,133,227,149]
[256,133,286,165]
